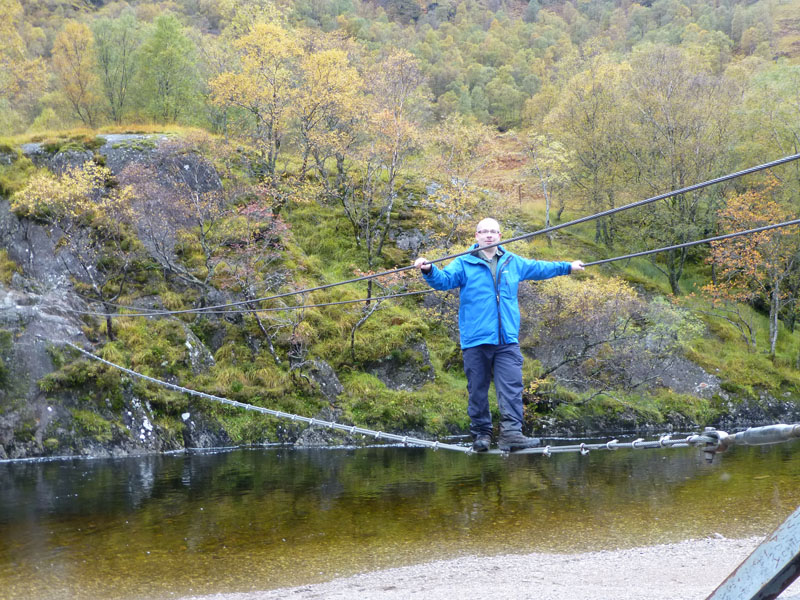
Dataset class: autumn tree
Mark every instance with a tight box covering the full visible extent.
[343,50,424,285]
[524,132,571,244]
[52,21,103,128]
[294,43,363,181]
[323,49,425,362]
[523,275,702,397]
[216,0,285,38]
[11,162,142,340]
[545,55,627,247]
[740,64,800,194]
[210,22,302,179]
[195,31,239,136]
[421,114,494,251]
[0,0,46,133]
[704,182,800,357]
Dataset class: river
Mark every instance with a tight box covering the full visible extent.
[1,438,799,599]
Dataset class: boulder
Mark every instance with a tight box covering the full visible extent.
[0,199,81,288]
[366,339,435,391]
[0,285,86,403]
[307,359,343,402]
[183,324,215,375]
[181,410,233,449]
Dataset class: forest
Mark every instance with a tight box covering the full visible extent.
[2,0,800,453]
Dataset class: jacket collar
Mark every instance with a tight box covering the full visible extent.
[466,243,507,263]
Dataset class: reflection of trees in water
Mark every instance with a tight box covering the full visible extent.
[2,444,799,552]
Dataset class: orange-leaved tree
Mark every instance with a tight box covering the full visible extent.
[704,181,800,357]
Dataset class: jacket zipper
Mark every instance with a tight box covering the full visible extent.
[495,256,508,344]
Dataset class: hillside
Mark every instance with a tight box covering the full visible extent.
[0,129,799,460]
[1,0,800,458]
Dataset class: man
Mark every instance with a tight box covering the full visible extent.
[414,218,584,452]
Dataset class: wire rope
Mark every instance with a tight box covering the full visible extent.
[49,289,436,319]
[583,217,800,267]
[54,152,800,318]
[50,217,800,319]
[60,341,800,457]
[60,339,727,456]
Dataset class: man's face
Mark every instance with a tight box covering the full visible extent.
[475,220,501,248]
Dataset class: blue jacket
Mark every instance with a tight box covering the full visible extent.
[422,244,571,349]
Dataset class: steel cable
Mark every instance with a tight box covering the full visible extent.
[47,289,437,319]
[49,217,800,319]
[60,340,727,456]
[50,152,800,318]
[583,217,800,267]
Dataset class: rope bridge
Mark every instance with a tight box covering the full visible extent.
[61,340,800,458]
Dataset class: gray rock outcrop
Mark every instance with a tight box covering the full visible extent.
[366,339,435,391]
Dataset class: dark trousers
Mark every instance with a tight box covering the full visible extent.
[462,343,524,438]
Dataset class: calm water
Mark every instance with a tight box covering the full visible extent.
[1,440,799,600]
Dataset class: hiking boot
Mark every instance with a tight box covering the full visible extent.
[498,432,541,452]
[472,434,491,452]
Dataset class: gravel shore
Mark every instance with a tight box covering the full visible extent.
[187,536,800,600]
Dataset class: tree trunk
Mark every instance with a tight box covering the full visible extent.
[770,285,780,358]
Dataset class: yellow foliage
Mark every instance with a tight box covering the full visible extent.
[0,0,46,129]
[11,162,103,219]
[0,249,20,285]
[420,114,494,248]
[211,22,301,111]
[11,161,134,227]
[537,274,638,319]
[51,21,102,128]
[296,48,364,157]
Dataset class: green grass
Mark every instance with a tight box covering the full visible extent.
[70,408,114,443]
[0,153,37,197]
[0,250,20,285]
[339,371,468,435]
[681,293,800,396]
[111,138,157,151]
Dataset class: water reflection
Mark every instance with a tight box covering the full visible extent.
[1,441,799,600]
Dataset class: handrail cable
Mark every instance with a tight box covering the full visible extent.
[49,289,437,319]
[53,153,800,318]
[583,217,800,267]
[50,217,800,319]
[58,340,800,457]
